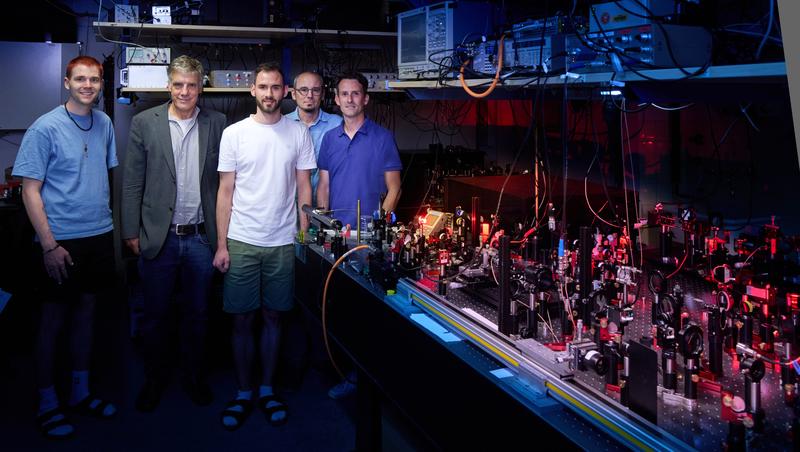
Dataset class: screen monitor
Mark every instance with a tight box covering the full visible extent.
[400,12,426,65]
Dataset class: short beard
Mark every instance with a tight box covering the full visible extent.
[257,98,281,114]
[299,104,318,114]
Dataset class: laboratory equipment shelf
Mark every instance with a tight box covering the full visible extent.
[119,87,401,94]
[388,62,787,90]
[93,21,396,43]
[120,87,249,93]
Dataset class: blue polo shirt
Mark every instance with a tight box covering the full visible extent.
[285,108,342,195]
[317,118,402,227]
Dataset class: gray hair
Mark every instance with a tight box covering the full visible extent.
[168,55,204,81]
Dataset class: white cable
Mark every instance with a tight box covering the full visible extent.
[739,103,761,132]
[560,281,575,330]
[537,313,559,342]
[530,157,549,229]
[620,100,633,265]
[584,141,621,228]
[546,308,557,341]
[537,161,548,224]
[650,102,694,111]
[743,245,768,265]
[585,175,620,228]
[622,104,643,267]
[722,28,782,43]
[96,0,147,49]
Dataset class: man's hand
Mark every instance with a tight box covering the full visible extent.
[213,248,230,273]
[44,246,73,284]
[125,238,140,255]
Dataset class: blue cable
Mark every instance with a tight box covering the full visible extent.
[756,0,775,60]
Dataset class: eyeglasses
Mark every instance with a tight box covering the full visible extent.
[294,86,323,97]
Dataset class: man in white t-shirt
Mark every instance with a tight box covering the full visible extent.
[213,62,315,430]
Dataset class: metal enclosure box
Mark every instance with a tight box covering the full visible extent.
[0,42,79,130]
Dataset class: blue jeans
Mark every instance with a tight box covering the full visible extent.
[138,230,214,380]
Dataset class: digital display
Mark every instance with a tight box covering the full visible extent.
[400,12,427,64]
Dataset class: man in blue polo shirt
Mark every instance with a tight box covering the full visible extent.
[316,71,402,399]
[316,71,402,228]
[286,71,341,202]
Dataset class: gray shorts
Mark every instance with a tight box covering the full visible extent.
[223,239,295,314]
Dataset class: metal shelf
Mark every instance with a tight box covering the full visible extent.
[94,21,396,43]
[102,21,398,94]
[389,62,787,90]
[120,87,249,93]
[120,87,401,94]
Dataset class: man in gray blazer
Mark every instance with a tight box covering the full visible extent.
[121,55,226,412]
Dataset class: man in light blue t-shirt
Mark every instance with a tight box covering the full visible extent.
[12,56,118,439]
[285,71,341,201]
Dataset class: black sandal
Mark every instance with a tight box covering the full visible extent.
[37,407,74,440]
[220,398,253,431]
[258,394,289,427]
[69,395,116,419]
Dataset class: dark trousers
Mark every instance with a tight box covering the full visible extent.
[138,230,214,381]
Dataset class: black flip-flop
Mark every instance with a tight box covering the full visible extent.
[37,407,74,440]
[69,395,116,419]
[220,398,253,431]
[258,394,289,427]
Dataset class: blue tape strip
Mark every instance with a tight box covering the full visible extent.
[410,313,461,342]
[0,288,11,315]
[490,368,514,379]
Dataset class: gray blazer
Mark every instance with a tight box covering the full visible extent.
[121,102,227,259]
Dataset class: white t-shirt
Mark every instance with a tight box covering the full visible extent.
[218,115,316,247]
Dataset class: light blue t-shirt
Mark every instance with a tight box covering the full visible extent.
[285,108,342,195]
[12,105,118,240]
